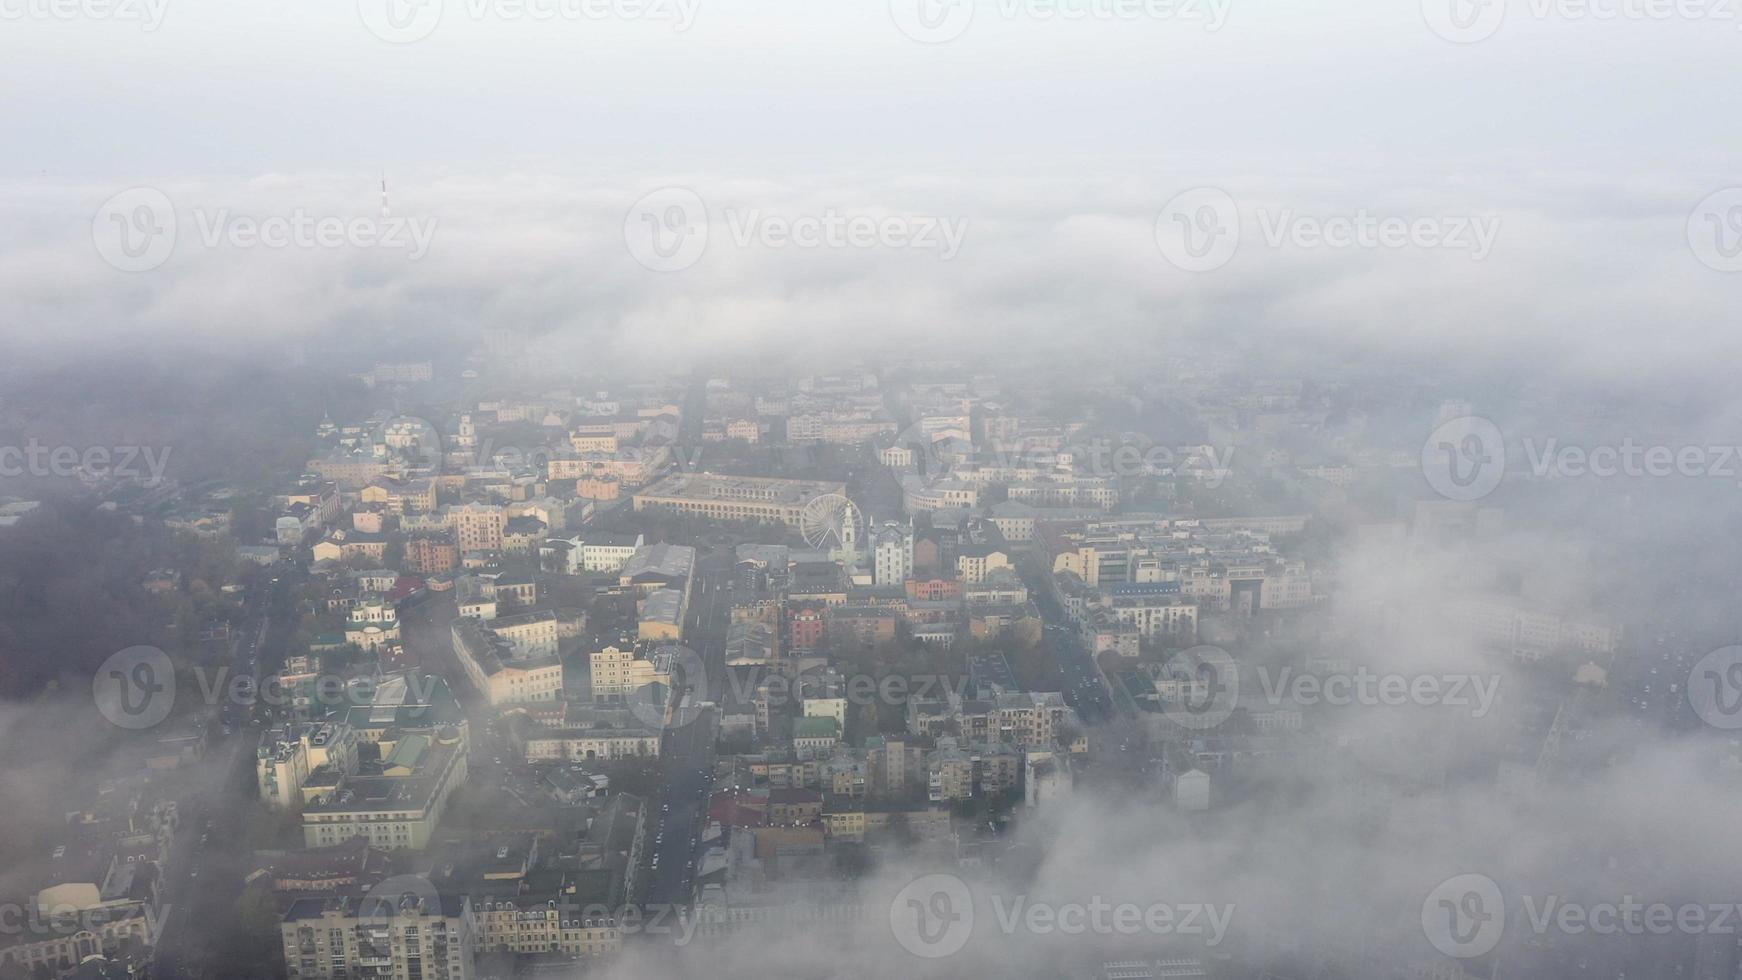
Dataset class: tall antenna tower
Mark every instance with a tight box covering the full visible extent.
[380,170,390,219]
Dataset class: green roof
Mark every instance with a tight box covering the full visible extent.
[383,733,429,769]
[794,717,840,740]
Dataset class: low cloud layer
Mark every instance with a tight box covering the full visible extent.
[4,167,1739,390]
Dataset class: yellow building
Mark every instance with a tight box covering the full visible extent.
[301,734,468,850]
[451,619,565,706]
[632,474,845,527]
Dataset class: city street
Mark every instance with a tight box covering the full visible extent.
[151,568,298,979]
[1019,558,1115,724]
[642,707,718,909]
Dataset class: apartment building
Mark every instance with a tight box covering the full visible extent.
[450,618,564,707]
[360,477,437,515]
[448,503,506,554]
[588,645,673,702]
[471,895,622,959]
[280,892,477,980]
[405,535,459,575]
[993,692,1079,750]
[491,611,559,660]
[927,738,1022,801]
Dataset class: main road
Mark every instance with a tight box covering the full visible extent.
[151,565,300,979]
[1018,557,1116,724]
[640,551,733,908]
[641,707,718,908]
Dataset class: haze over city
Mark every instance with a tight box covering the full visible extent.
[1,2,1740,979]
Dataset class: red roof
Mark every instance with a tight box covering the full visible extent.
[389,575,426,601]
[707,791,769,828]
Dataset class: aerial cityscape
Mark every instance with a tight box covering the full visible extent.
[2,3,1741,980]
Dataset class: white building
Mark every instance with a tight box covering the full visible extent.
[257,723,359,810]
[872,522,912,586]
[1024,749,1072,808]
[1173,768,1211,811]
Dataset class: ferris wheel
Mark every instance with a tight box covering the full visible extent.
[799,493,862,551]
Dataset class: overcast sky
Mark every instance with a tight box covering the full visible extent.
[3,0,1739,175]
[2,0,1738,379]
